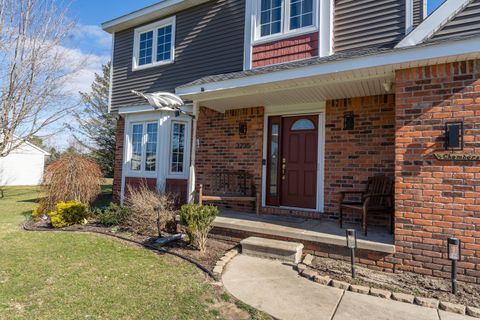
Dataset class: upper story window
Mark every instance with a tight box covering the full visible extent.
[255,0,318,43]
[424,0,447,18]
[133,16,175,71]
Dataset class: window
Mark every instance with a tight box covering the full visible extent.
[291,119,315,130]
[256,0,317,42]
[129,122,158,173]
[424,0,446,17]
[170,122,186,174]
[133,16,175,70]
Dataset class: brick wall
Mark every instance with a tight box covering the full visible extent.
[395,60,480,283]
[195,107,264,211]
[252,32,318,68]
[324,95,396,224]
[112,116,125,203]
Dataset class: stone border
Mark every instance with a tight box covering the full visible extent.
[296,254,480,318]
[212,247,241,280]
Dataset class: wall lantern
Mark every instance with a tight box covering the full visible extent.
[239,122,247,135]
[447,237,461,294]
[346,229,357,279]
[344,112,355,130]
[445,122,464,150]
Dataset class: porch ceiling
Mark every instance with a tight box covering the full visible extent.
[192,69,395,112]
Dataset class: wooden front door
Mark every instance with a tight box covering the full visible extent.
[280,115,318,209]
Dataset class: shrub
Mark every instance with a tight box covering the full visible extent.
[124,184,175,237]
[31,204,47,221]
[180,204,219,253]
[40,156,103,213]
[97,203,130,227]
[49,201,89,228]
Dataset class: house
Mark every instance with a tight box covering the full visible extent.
[0,141,50,186]
[102,0,480,283]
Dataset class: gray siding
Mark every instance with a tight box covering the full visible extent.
[334,0,406,52]
[431,0,480,40]
[111,0,245,111]
[413,0,424,27]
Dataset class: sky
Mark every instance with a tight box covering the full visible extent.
[42,0,161,149]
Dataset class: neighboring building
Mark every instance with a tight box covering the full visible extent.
[0,141,50,186]
[102,0,480,283]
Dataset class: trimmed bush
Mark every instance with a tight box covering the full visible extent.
[40,156,103,213]
[49,201,88,228]
[97,203,129,227]
[124,184,176,237]
[180,204,219,253]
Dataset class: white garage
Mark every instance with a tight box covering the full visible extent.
[0,141,50,186]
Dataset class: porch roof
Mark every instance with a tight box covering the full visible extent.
[176,35,480,111]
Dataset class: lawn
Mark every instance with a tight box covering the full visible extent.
[0,185,225,320]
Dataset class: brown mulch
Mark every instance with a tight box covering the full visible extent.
[310,255,480,308]
[24,220,236,272]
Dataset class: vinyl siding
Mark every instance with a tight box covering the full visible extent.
[333,0,406,52]
[413,0,424,27]
[431,0,480,40]
[111,0,245,111]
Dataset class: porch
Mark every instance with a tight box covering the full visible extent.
[213,210,395,254]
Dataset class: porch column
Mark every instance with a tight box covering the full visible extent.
[187,102,199,203]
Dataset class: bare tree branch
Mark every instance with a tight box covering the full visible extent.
[0,0,81,157]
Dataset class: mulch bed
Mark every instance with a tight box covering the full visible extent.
[24,220,236,272]
[310,255,480,308]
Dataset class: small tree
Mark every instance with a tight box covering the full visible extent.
[68,63,117,177]
[40,156,103,213]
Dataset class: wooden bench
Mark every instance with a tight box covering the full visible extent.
[198,171,261,214]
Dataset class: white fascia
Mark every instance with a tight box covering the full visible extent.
[108,32,115,114]
[319,0,334,57]
[396,0,472,48]
[176,35,480,97]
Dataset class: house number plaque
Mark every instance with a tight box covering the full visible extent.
[434,153,480,161]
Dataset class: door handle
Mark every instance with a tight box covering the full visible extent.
[282,158,286,180]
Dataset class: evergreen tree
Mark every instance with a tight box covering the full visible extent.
[69,63,116,177]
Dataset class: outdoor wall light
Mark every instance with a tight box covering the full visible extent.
[445,122,464,150]
[344,112,354,130]
[346,229,357,278]
[239,122,247,135]
[448,237,461,294]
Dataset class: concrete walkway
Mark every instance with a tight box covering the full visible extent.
[222,255,476,320]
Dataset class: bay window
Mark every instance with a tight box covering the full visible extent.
[256,0,318,42]
[129,121,158,173]
[133,16,175,70]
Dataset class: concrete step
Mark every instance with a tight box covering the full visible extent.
[240,237,304,264]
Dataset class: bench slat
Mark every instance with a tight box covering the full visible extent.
[202,196,256,202]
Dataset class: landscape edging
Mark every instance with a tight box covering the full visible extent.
[296,254,479,318]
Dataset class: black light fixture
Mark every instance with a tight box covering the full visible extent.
[239,122,247,135]
[346,229,358,279]
[445,122,464,150]
[344,112,354,130]
[448,237,461,294]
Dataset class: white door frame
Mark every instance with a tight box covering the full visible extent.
[261,103,326,212]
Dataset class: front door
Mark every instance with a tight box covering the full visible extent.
[266,115,318,209]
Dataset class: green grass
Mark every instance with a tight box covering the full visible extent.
[0,186,222,320]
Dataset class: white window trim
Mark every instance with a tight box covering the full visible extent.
[125,120,159,177]
[132,16,176,71]
[168,120,190,178]
[253,0,320,45]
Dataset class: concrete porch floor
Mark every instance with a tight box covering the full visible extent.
[214,210,395,254]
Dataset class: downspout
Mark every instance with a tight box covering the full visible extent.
[188,102,199,203]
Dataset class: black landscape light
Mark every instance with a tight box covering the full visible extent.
[447,237,461,294]
[155,206,162,238]
[346,229,357,279]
